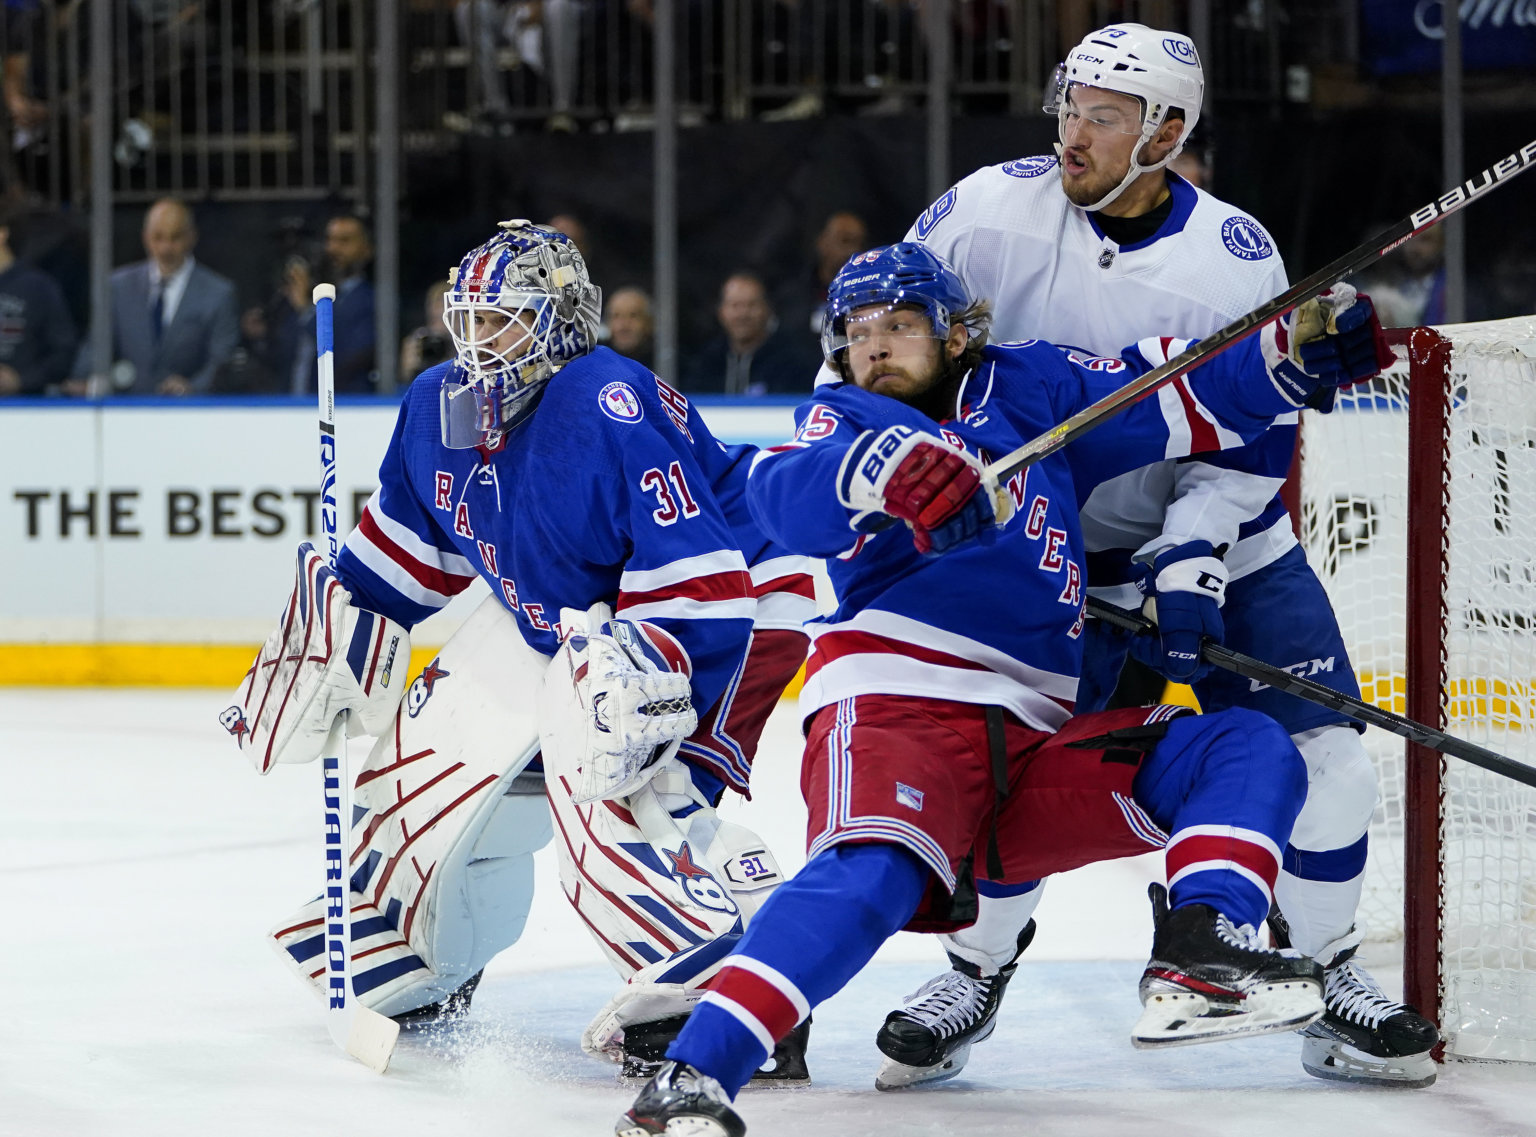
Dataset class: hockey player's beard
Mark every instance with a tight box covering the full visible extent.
[1060,149,1124,208]
[873,362,965,423]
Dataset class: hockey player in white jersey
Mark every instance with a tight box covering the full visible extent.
[221,221,815,1078]
[883,22,1436,1089]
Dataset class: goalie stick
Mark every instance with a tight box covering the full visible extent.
[1086,597,1536,792]
[313,282,400,1072]
[981,136,1536,486]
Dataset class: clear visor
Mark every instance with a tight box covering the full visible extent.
[822,303,943,360]
[1043,68,1147,137]
[443,292,552,379]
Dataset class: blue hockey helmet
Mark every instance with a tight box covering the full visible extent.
[821,243,973,367]
[439,220,602,449]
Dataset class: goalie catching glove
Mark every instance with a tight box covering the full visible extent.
[1261,283,1395,410]
[542,602,698,803]
[220,542,411,773]
[837,425,1015,555]
[1130,540,1227,683]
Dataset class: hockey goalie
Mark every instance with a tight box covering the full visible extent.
[221,219,813,1080]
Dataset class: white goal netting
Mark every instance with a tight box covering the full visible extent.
[1299,316,1536,1062]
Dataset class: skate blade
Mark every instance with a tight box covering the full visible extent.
[874,1042,973,1091]
[616,1117,734,1137]
[1300,1035,1437,1088]
[1132,982,1323,1049]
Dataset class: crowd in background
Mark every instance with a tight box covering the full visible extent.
[0,2,1531,400]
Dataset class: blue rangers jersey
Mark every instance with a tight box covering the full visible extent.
[747,336,1301,729]
[336,347,814,789]
[908,157,1295,594]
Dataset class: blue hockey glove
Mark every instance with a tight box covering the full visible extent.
[1262,284,1395,411]
[1129,540,1227,683]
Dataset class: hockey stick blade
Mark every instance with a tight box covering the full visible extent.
[1087,598,1536,791]
[983,137,1536,487]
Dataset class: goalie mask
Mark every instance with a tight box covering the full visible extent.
[821,243,976,379]
[440,220,602,449]
[1043,22,1204,212]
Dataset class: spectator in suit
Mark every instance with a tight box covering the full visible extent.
[0,205,76,396]
[71,198,240,396]
[683,271,821,396]
[603,285,654,369]
[244,214,377,394]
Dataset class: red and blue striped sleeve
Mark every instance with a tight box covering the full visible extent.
[336,401,478,628]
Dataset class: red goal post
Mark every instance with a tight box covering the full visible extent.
[1295,316,1536,1063]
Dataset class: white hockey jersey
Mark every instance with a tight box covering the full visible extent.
[907,156,1295,595]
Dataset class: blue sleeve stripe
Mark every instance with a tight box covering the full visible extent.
[1283,831,1369,883]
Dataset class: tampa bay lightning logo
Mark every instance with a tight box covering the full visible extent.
[598,381,644,423]
[914,187,957,239]
[1163,38,1198,66]
[1221,216,1273,261]
[1002,155,1057,179]
[406,656,450,718]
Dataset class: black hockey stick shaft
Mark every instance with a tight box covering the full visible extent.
[1087,598,1536,791]
[983,137,1536,486]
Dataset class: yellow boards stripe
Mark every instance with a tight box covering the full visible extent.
[0,645,814,698]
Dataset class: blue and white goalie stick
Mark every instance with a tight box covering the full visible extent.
[313,282,400,1072]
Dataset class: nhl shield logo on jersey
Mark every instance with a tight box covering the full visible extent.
[406,656,451,718]
[1002,155,1057,179]
[1221,216,1274,261]
[598,381,644,423]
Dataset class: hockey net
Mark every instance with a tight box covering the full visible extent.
[1297,315,1536,1063]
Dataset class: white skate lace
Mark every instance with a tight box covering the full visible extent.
[1325,960,1405,1029]
[664,1061,731,1105]
[1213,914,1265,952]
[896,970,991,1036]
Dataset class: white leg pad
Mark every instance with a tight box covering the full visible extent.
[269,594,553,1018]
[560,764,787,1062]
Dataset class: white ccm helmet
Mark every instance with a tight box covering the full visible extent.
[1043,23,1204,211]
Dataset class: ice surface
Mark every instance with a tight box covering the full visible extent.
[5,690,1534,1136]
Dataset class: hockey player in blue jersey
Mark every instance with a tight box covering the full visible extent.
[223,221,816,1077]
[894,21,1437,1089]
[618,246,1393,1136]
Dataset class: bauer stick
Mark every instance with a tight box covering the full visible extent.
[314,283,400,1073]
[1087,597,1536,791]
[981,136,1536,486]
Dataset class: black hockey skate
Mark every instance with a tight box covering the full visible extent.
[618,1059,746,1137]
[1135,885,1323,1048]
[874,921,1036,1090]
[389,969,482,1029]
[1300,956,1438,1087]
[620,1015,811,1086]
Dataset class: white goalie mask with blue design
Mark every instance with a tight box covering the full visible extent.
[439,220,602,449]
